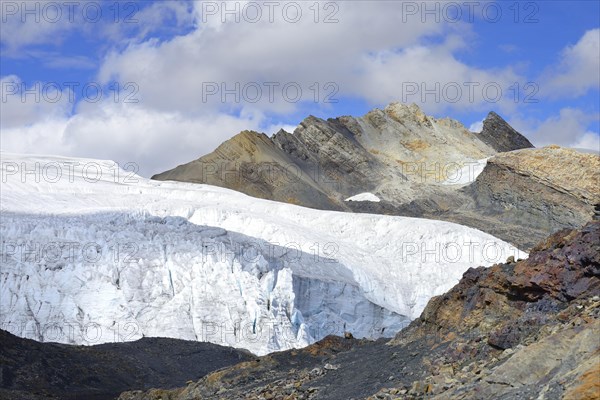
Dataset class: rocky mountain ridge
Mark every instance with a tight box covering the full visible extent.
[153,103,598,249]
[474,111,534,152]
[153,103,509,209]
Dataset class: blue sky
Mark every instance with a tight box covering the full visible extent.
[1,1,598,176]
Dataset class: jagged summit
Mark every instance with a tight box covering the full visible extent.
[476,111,534,152]
[153,101,501,196]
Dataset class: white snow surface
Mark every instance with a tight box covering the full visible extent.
[345,193,381,202]
[0,153,526,355]
[442,158,489,185]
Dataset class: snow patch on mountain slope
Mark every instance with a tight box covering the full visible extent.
[345,193,381,202]
[0,153,526,355]
[442,158,489,185]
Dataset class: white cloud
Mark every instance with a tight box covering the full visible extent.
[0,75,73,128]
[469,120,484,133]
[0,0,192,56]
[94,1,531,119]
[99,2,509,115]
[509,108,599,151]
[99,1,193,44]
[571,132,600,153]
[0,97,273,177]
[542,28,600,97]
[0,0,77,54]
[265,123,298,135]
[352,37,524,115]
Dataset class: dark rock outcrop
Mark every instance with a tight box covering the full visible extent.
[475,111,534,152]
[118,221,600,400]
[0,332,253,400]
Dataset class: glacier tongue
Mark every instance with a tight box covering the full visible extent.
[1,212,404,355]
[0,153,527,355]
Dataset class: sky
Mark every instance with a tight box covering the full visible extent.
[1,0,599,177]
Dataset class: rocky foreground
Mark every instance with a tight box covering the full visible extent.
[153,103,599,249]
[119,220,600,400]
[0,334,252,400]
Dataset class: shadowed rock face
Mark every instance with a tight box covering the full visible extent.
[117,221,600,400]
[153,103,598,250]
[0,332,253,400]
[475,111,534,152]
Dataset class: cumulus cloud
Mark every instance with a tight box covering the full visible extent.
[0,0,192,56]
[468,120,484,133]
[542,28,600,97]
[0,0,77,53]
[95,1,533,119]
[1,95,278,177]
[98,2,522,116]
[510,108,599,151]
[0,75,74,128]
[571,132,600,153]
[352,38,525,115]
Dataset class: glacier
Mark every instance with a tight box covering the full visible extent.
[0,153,527,355]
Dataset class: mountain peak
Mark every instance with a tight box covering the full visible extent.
[476,111,534,152]
[384,102,429,124]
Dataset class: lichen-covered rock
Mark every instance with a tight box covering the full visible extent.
[489,145,600,205]
[466,146,599,248]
